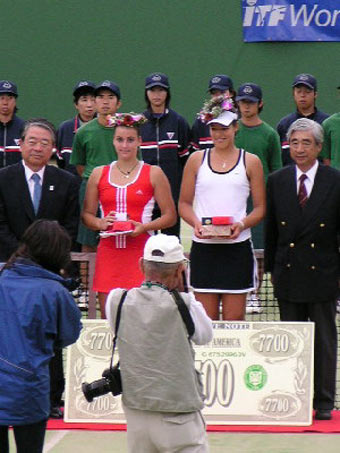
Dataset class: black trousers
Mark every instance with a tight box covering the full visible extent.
[49,348,64,408]
[278,298,337,410]
[0,419,47,453]
[152,205,180,238]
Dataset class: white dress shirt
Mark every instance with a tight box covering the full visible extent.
[22,162,46,202]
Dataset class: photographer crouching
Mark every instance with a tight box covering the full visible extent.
[106,234,213,453]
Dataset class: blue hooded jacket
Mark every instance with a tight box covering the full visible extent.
[0,260,82,425]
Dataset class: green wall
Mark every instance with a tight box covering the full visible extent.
[1,0,339,129]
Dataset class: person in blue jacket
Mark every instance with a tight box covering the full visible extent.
[140,72,191,237]
[56,79,96,178]
[191,74,235,152]
[0,80,25,168]
[0,219,82,453]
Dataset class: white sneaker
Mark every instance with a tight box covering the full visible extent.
[72,289,88,311]
[246,293,263,314]
[71,288,79,297]
[337,298,340,314]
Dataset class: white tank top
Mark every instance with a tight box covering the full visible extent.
[193,148,251,244]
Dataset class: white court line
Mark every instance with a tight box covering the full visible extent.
[43,430,68,452]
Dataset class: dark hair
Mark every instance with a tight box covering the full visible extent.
[236,100,263,114]
[226,88,237,105]
[95,88,120,101]
[21,118,57,145]
[210,88,237,104]
[1,93,18,113]
[144,88,171,110]
[6,219,72,274]
[74,88,95,104]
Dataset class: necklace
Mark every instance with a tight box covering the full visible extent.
[213,148,236,169]
[116,161,139,178]
[142,281,170,291]
[214,154,228,169]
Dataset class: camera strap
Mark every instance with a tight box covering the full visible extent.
[110,289,128,368]
[110,289,194,370]
[171,290,195,338]
[114,290,128,338]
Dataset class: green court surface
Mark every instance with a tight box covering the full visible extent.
[7,430,340,453]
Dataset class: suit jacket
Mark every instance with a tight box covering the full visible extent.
[264,163,340,303]
[0,162,79,261]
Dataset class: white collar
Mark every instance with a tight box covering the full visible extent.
[296,160,319,182]
[22,161,46,181]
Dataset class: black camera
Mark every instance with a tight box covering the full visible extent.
[82,364,122,402]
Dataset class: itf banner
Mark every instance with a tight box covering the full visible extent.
[242,0,340,42]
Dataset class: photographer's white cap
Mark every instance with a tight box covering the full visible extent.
[207,110,238,127]
[143,234,186,263]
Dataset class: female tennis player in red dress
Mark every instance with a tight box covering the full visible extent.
[82,113,176,317]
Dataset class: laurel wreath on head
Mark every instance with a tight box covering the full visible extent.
[198,95,237,124]
[106,113,148,128]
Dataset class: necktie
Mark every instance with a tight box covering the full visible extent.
[31,173,42,214]
[298,174,308,208]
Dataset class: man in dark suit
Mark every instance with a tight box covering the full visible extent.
[0,118,80,419]
[0,119,79,260]
[265,118,340,421]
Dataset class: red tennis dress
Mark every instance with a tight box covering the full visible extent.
[93,162,155,292]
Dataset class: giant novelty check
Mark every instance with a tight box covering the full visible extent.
[65,321,314,425]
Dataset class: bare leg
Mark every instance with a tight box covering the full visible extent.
[98,292,108,319]
[221,293,246,320]
[194,292,220,320]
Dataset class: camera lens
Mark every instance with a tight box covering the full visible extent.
[82,378,111,402]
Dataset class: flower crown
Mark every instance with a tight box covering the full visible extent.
[106,113,148,128]
[198,95,237,124]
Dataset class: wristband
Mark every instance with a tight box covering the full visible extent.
[239,220,245,230]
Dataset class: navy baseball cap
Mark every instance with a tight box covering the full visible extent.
[94,80,121,99]
[0,80,18,97]
[292,74,317,91]
[236,83,262,102]
[208,74,233,92]
[73,80,96,96]
[145,73,169,90]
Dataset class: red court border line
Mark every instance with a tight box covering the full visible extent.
[48,411,340,434]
